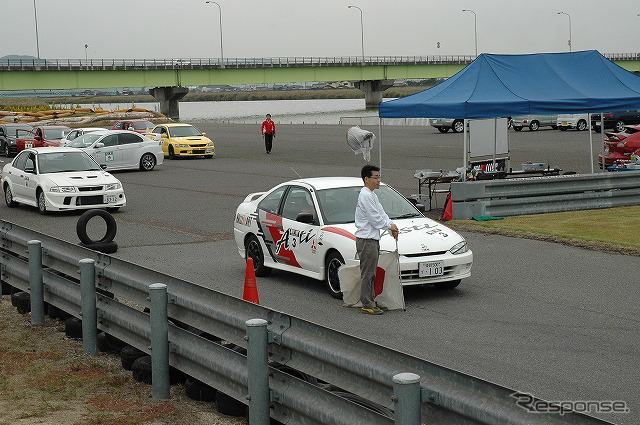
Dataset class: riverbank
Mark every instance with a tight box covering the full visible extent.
[0,87,426,110]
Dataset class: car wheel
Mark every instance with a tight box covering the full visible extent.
[436,127,449,133]
[577,120,587,131]
[614,120,625,132]
[529,121,539,131]
[139,153,156,171]
[4,184,17,207]
[452,120,464,133]
[37,190,48,215]
[325,251,345,299]
[434,279,461,290]
[513,126,522,132]
[168,145,176,160]
[245,234,271,277]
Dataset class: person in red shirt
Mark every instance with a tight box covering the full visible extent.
[261,114,276,154]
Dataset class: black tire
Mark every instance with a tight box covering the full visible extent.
[434,279,461,290]
[120,345,146,371]
[529,121,540,131]
[77,209,117,244]
[452,120,464,133]
[215,391,247,417]
[559,127,568,131]
[139,153,156,171]
[11,291,24,307]
[37,189,48,215]
[14,292,30,313]
[184,376,217,402]
[47,304,71,320]
[3,184,17,208]
[65,317,83,339]
[513,126,522,132]
[79,241,118,254]
[245,234,271,277]
[131,355,185,385]
[168,145,176,160]
[325,251,345,299]
[0,141,6,156]
[97,332,127,354]
[593,126,601,133]
[436,127,449,133]
[577,120,587,131]
[614,120,625,132]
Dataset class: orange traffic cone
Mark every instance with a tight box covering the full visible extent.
[243,258,260,304]
[441,192,453,221]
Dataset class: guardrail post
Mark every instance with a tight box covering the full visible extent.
[246,318,269,425]
[28,240,44,325]
[149,283,170,400]
[393,373,421,425]
[79,259,97,356]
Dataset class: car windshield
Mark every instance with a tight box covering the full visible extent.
[68,133,104,148]
[169,126,202,137]
[16,129,35,140]
[37,151,101,174]
[43,128,70,139]
[316,185,421,225]
[7,125,32,137]
[132,121,154,130]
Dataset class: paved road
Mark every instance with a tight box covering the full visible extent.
[0,124,637,424]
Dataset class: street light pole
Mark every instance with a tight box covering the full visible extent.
[348,5,365,63]
[33,0,40,59]
[557,12,572,52]
[84,44,88,62]
[462,9,477,57]
[205,1,224,63]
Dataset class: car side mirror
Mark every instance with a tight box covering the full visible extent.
[24,166,35,174]
[296,212,315,224]
[95,142,104,148]
[202,132,207,137]
[161,133,168,138]
[100,164,107,170]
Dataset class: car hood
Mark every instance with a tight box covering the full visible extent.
[321,217,465,254]
[40,171,120,186]
[173,136,212,143]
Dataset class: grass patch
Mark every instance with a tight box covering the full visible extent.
[448,206,640,255]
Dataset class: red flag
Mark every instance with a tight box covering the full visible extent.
[374,267,385,297]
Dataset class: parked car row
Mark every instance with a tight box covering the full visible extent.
[430,111,640,133]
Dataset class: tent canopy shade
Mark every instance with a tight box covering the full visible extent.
[379,50,640,119]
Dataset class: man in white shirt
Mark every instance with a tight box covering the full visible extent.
[355,165,399,315]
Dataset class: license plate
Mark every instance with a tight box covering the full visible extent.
[419,261,444,277]
[562,121,568,126]
[26,142,33,148]
[103,195,118,204]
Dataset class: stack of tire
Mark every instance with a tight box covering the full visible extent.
[77,209,118,254]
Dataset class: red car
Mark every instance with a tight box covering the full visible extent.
[599,125,640,166]
[111,120,155,134]
[15,125,72,152]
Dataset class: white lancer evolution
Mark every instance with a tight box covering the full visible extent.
[233,177,473,298]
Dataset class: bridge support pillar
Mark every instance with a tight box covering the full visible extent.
[149,86,189,120]
[354,79,394,108]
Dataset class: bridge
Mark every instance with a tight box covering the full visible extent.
[2,54,639,119]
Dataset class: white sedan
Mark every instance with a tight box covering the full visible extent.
[66,129,163,171]
[2,147,126,214]
[233,177,473,298]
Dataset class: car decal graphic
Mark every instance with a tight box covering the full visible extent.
[258,210,301,268]
[321,227,356,240]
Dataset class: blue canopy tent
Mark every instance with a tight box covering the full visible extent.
[378,50,640,175]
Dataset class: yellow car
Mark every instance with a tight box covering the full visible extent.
[150,123,215,159]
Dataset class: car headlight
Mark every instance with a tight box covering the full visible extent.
[449,241,468,255]
[207,142,214,146]
[50,186,77,193]
[105,183,121,191]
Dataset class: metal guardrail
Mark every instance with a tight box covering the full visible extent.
[0,53,636,71]
[0,220,612,424]
[450,171,640,219]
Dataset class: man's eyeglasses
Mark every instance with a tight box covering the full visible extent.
[368,175,381,180]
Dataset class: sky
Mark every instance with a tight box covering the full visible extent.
[2,0,639,60]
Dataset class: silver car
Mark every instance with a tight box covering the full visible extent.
[511,115,558,131]
[430,118,465,133]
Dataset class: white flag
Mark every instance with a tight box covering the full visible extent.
[346,126,376,162]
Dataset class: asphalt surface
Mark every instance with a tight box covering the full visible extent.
[0,123,637,424]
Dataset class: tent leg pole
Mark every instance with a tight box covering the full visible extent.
[379,118,383,170]
[600,113,605,173]
[463,119,468,182]
[493,118,497,170]
[588,113,594,174]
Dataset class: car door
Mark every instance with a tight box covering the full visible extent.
[11,151,36,201]
[117,132,144,169]
[90,134,121,169]
[279,186,321,273]
[256,185,290,267]
[5,151,29,200]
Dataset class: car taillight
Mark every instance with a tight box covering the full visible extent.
[605,114,614,118]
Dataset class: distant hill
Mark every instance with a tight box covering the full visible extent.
[1,55,39,60]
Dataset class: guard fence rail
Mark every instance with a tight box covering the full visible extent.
[0,220,611,425]
[450,171,640,219]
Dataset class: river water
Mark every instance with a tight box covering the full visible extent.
[78,98,398,125]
